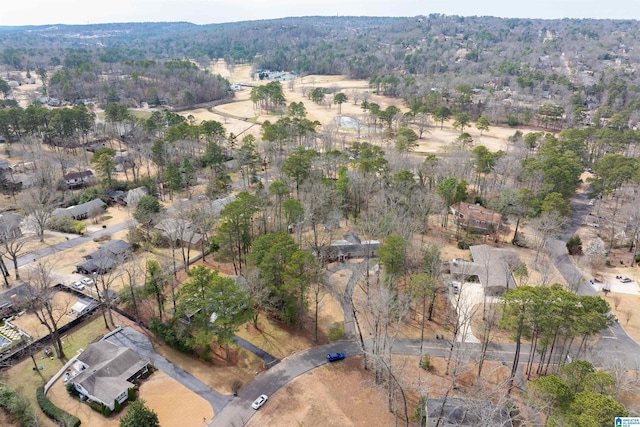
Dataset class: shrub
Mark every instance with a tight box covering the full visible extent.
[66,381,79,397]
[420,354,430,370]
[128,387,137,401]
[0,381,39,427]
[457,241,470,250]
[113,398,121,413]
[36,386,81,427]
[149,318,193,354]
[47,215,86,234]
[413,396,427,426]
[328,321,345,341]
[635,254,640,264]
[566,235,583,255]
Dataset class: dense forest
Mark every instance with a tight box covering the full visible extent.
[2,15,640,127]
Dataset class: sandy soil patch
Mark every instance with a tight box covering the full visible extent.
[247,357,396,427]
[84,204,133,232]
[208,61,254,83]
[46,369,213,427]
[147,333,263,395]
[137,370,213,427]
[600,291,640,339]
[249,355,519,427]
[314,289,343,334]
[47,374,120,427]
[234,316,315,360]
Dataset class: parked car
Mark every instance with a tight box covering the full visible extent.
[619,276,633,283]
[326,352,345,362]
[80,277,95,286]
[451,281,461,294]
[251,394,268,410]
[71,281,85,291]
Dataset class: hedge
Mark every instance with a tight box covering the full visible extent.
[36,386,81,427]
[0,382,38,427]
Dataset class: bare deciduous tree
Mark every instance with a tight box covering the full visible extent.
[21,188,59,243]
[24,262,71,359]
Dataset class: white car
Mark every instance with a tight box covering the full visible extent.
[71,281,85,291]
[251,394,268,410]
[80,277,95,286]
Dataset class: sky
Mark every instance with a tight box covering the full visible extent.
[1,0,640,26]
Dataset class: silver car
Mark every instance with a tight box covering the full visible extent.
[251,394,268,410]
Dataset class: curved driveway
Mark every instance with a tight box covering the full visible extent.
[106,327,233,415]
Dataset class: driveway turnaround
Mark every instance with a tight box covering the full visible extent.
[106,327,232,415]
[209,340,362,427]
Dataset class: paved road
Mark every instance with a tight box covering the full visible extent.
[209,340,361,427]
[106,327,233,416]
[10,220,136,271]
[545,189,640,363]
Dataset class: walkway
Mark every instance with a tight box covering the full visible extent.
[233,336,280,367]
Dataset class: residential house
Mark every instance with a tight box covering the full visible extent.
[69,341,150,411]
[447,244,519,296]
[107,190,127,205]
[52,198,105,221]
[63,170,95,188]
[154,218,204,247]
[124,186,148,208]
[315,232,380,263]
[0,213,22,241]
[76,239,131,274]
[0,283,32,319]
[449,202,501,234]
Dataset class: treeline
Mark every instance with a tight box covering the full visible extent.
[44,58,230,107]
[4,16,640,123]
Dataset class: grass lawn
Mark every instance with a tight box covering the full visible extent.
[0,314,112,427]
[235,315,316,360]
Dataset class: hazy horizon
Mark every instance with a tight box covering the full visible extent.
[1,0,639,27]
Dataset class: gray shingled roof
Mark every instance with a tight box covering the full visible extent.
[449,245,519,294]
[73,341,148,405]
[52,198,104,219]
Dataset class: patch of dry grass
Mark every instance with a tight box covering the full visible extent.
[235,316,316,360]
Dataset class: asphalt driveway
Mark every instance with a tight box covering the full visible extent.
[105,327,232,415]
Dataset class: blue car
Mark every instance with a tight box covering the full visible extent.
[326,352,345,362]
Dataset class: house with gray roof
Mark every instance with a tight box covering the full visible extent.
[69,341,150,411]
[154,218,204,247]
[315,232,380,263]
[63,170,95,188]
[447,244,519,296]
[52,198,105,221]
[0,283,32,319]
[76,239,131,274]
